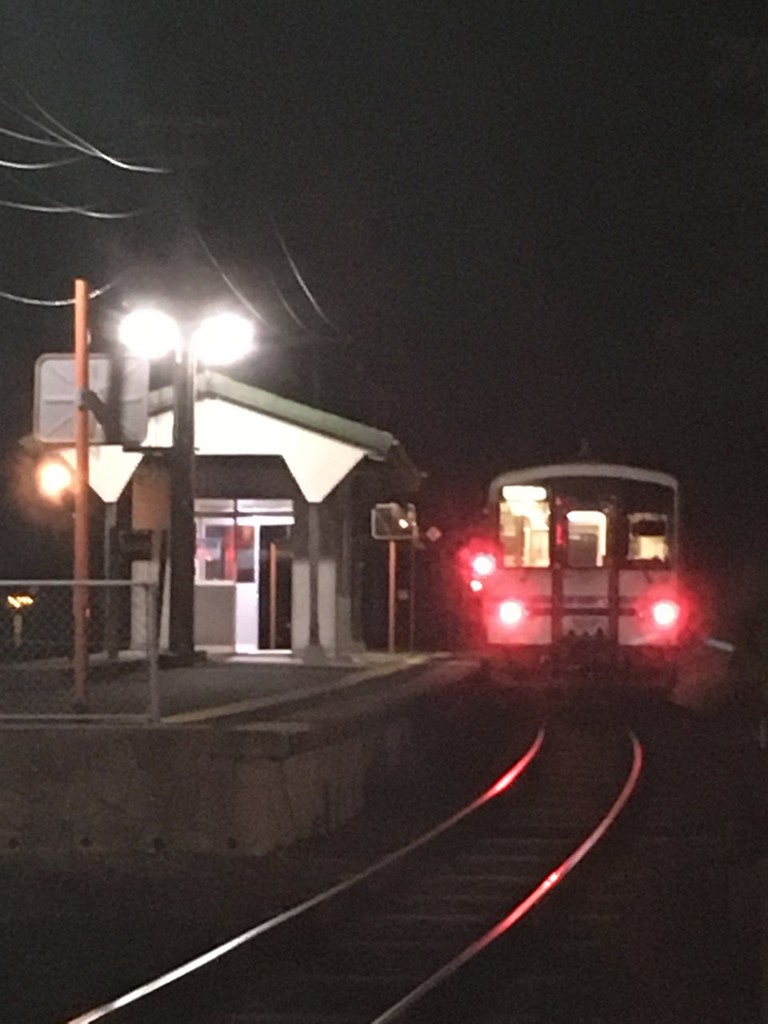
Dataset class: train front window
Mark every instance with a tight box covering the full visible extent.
[566,510,607,568]
[627,513,669,565]
[499,485,550,567]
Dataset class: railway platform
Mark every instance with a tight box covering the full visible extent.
[0,651,483,862]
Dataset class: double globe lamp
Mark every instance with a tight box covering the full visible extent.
[118,307,257,664]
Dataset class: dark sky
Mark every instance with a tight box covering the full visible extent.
[0,2,766,592]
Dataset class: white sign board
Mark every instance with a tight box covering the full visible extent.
[57,445,144,503]
[34,353,149,444]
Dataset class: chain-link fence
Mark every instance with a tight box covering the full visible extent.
[0,580,159,720]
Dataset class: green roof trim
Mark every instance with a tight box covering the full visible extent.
[148,370,397,461]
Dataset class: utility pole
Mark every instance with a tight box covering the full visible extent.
[138,113,223,665]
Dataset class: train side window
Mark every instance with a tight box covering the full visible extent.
[566,510,607,568]
[499,486,550,567]
[627,513,669,565]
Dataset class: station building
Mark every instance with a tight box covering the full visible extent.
[77,370,422,661]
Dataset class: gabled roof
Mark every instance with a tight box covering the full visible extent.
[149,370,397,462]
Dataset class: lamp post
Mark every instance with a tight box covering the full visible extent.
[119,308,255,665]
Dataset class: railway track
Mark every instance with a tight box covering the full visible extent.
[66,697,658,1024]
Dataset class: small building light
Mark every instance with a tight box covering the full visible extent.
[371,502,418,540]
[36,459,73,501]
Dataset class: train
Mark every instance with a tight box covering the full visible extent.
[460,461,689,685]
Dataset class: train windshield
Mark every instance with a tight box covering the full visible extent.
[626,512,669,565]
[499,485,550,567]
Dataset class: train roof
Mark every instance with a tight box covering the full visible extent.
[489,462,678,497]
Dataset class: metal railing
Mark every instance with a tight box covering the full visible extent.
[0,579,159,721]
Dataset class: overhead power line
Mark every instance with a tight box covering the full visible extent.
[0,279,117,307]
[24,92,171,174]
[271,218,336,329]
[0,122,69,147]
[0,85,171,174]
[0,154,81,170]
[195,230,271,327]
[0,197,142,219]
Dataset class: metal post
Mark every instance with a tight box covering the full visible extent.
[169,334,196,665]
[73,278,90,708]
[388,539,397,654]
[103,502,119,659]
[146,582,160,723]
[409,539,416,652]
[269,540,278,649]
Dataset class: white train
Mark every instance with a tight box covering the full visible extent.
[461,462,688,684]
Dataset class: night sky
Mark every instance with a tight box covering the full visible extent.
[0,2,766,618]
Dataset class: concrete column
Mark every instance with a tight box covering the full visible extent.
[292,498,330,663]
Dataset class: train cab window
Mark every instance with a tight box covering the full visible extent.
[626,513,669,565]
[566,510,607,568]
[499,485,550,567]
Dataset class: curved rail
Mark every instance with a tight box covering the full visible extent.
[64,727,546,1024]
[369,730,644,1023]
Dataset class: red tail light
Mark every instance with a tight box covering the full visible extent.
[499,599,526,627]
[651,599,680,630]
[472,553,497,578]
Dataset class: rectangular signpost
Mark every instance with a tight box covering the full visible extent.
[371,502,418,653]
[34,309,150,708]
[73,279,89,709]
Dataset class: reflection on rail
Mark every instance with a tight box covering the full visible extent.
[64,728,546,1024]
[369,731,644,1024]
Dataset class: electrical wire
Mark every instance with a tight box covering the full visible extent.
[195,230,271,326]
[0,154,82,169]
[24,92,171,174]
[0,122,69,147]
[0,279,117,307]
[1,164,148,220]
[266,269,310,330]
[0,197,142,219]
[271,217,336,327]
[0,84,170,174]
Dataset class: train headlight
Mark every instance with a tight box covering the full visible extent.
[651,599,680,630]
[499,599,526,627]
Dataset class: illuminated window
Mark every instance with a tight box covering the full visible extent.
[627,513,669,565]
[499,486,550,567]
[566,510,607,568]
[197,523,237,582]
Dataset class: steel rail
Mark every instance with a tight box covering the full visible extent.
[63,727,546,1024]
[368,730,644,1023]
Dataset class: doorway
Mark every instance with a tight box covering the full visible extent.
[194,499,294,653]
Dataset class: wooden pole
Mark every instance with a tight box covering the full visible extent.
[73,278,90,708]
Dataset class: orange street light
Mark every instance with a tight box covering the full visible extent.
[36,457,73,501]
